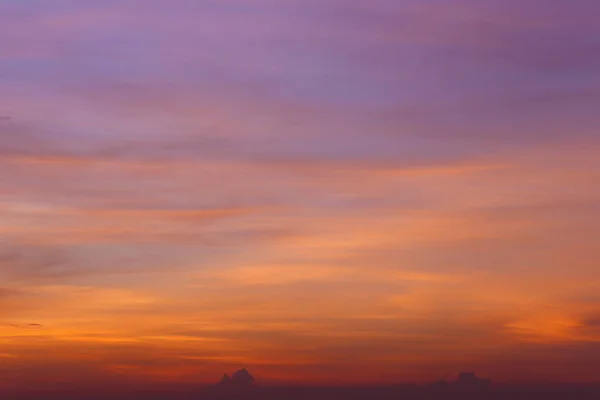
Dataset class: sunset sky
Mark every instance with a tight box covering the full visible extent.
[1,0,600,391]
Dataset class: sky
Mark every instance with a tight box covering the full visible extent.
[1,0,600,391]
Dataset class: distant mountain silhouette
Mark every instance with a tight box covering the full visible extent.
[217,368,256,388]
[4,369,598,400]
[219,373,232,385]
[205,368,258,398]
[453,371,492,392]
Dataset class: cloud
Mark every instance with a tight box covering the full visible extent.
[581,317,600,329]
[0,287,20,299]
[0,243,75,282]
[0,322,44,329]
